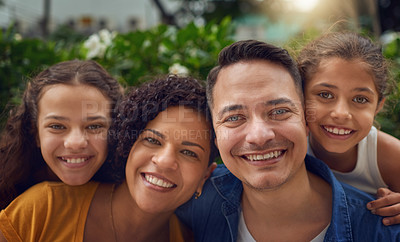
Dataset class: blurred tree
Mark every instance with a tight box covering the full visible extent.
[152,0,261,27]
[379,0,400,32]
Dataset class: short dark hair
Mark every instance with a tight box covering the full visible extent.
[109,75,219,182]
[206,40,303,108]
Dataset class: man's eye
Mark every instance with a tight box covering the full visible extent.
[226,115,240,122]
[181,150,198,158]
[271,109,288,115]
[144,137,161,145]
[269,108,292,121]
[353,96,368,104]
[318,92,333,99]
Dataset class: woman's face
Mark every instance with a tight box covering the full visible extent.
[36,84,111,185]
[125,106,214,214]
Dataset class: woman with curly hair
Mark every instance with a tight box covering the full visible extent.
[0,75,218,242]
[0,60,123,209]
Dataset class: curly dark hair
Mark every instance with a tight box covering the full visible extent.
[0,60,124,209]
[109,75,219,182]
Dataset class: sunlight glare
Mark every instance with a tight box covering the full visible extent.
[289,0,319,12]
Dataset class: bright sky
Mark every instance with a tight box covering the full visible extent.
[286,0,319,12]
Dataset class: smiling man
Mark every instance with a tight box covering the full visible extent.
[176,40,400,241]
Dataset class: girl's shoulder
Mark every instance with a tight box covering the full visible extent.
[377,130,400,191]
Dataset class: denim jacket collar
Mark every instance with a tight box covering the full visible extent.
[210,155,354,242]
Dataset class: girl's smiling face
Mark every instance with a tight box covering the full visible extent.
[305,57,383,154]
[125,106,213,214]
[37,84,111,185]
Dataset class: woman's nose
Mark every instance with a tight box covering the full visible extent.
[152,146,178,170]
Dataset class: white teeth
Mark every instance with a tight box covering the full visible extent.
[145,174,174,188]
[63,157,88,164]
[324,126,351,135]
[246,151,282,161]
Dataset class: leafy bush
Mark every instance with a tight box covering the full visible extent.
[2,18,400,139]
[376,33,400,138]
[85,17,234,86]
[0,26,70,124]
[0,17,234,125]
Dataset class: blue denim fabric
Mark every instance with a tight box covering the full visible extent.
[176,155,400,242]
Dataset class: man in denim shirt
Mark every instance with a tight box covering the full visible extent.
[176,40,400,241]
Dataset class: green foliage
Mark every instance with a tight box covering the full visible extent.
[90,17,234,86]
[376,34,400,138]
[0,17,234,126]
[0,25,67,124]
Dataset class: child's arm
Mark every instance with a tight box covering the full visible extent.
[366,130,400,225]
[367,188,400,225]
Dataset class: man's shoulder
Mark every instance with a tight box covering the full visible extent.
[210,163,231,177]
[305,155,400,238]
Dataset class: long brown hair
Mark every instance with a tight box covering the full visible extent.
[0,60,123,209]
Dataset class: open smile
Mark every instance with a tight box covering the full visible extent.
[59,156,91,164]
[244,150,283,161]
[142,173,176,188]
[322,125,353,136]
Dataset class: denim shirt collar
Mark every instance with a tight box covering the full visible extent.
[211,167,243,241]
[210,155,354,242]
[305,155,354,241]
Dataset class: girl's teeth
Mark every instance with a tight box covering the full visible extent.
[325,126,351,135]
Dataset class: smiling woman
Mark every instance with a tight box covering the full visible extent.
[0,74,219,242]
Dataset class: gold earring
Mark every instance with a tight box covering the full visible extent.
[194,190,202,199]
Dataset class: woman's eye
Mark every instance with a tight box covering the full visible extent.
[49,124,65,130]
[87,124,103,130]
[318,92,333,99]
[181,150,198,158]
[144,137,161,145]
[353,96,368,104]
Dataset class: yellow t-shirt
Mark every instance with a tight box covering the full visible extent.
[0,181,192,242]
[0,181,99,242]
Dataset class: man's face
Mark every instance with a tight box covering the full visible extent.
[211,60,308,191]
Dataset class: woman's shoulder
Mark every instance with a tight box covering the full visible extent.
[4,181,100,214]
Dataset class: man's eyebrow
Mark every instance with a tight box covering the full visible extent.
[182,141,205,151]
[143,129,165,139]
[217,104,244,119]
[266,98,297,107]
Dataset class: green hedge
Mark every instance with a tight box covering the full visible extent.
[1,19,400,139]
[376,33,400,138]
[0,17,234,125]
